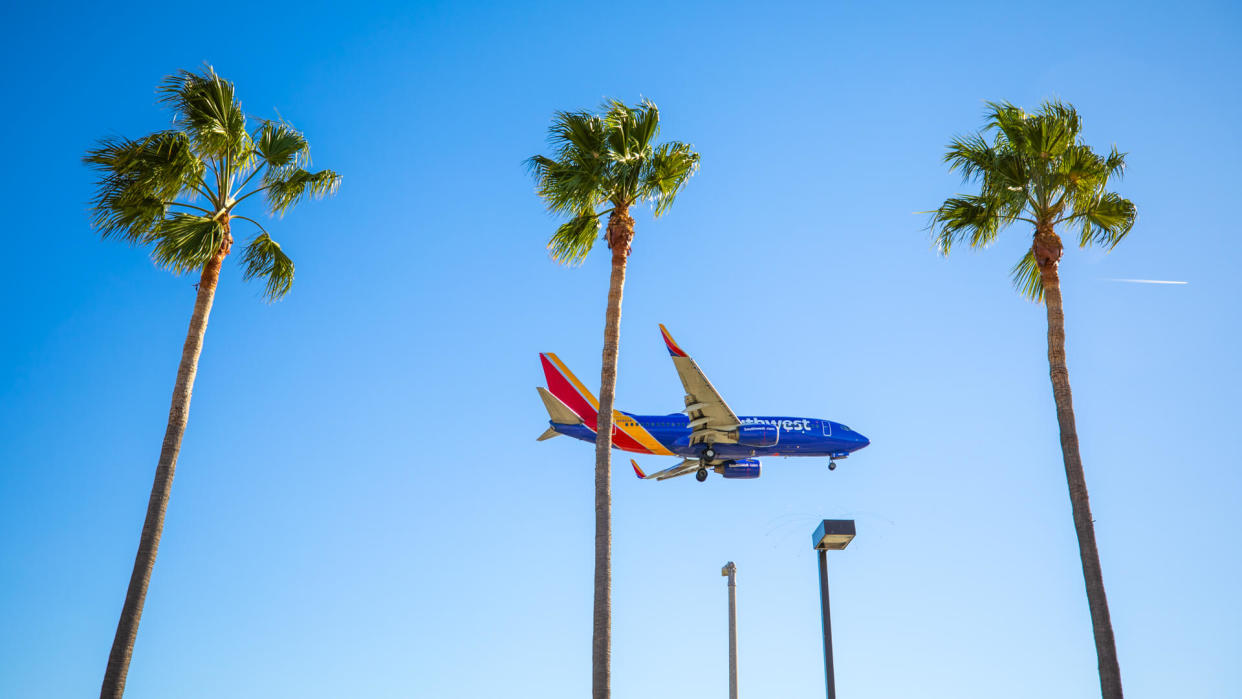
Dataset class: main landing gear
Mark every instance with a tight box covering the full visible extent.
[696,444,717,482]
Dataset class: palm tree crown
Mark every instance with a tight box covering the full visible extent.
[85,65,340,298]
[527,99,699,262]
[930,100,1136,299]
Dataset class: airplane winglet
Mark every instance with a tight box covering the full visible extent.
[659,324,688,358]
[630,459,648,479]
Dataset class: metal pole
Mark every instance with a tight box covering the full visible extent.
[818,549,836,699]
[722,562,738,699]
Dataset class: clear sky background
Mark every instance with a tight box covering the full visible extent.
[1,1,1239,697]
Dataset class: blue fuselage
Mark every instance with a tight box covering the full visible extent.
[551,412,870,461]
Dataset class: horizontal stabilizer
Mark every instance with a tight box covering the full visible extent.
[537,386,583,425]
[537,427,560,441]
[632,458,702,481]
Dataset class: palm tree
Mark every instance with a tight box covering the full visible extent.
[85,66,340,698]
[528,99,699,699]
[930,100,1136,698]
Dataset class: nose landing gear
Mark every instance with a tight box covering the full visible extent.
[827,453,849,471]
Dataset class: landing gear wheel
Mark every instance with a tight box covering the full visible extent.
[828,461,837,471]
[703,446,717,460]
[695,468,708,482]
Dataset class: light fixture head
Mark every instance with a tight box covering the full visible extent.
[812,519,856,551]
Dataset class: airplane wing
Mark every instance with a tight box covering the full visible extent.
[659,325,741,445]
[632,458,702,481]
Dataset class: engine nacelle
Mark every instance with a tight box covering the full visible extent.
[722,459,761,479]
[735,424,778,447]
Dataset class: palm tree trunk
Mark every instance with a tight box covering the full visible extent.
[1035,229,1124,699]
[592,206,633,699]
[100,231,231,699]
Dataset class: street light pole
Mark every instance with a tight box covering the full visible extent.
[722,561,738,699]
[811,520,855,699]
[817,549,836,699]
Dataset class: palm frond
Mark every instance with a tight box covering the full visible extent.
[992,183,1031,223]
[526,154,607,215]
[1103,146,1128,180]
[992,100,1080,162]
[1039,100,1083,143]
[548,110,607,164]
[241,232,295,300]
[158,65,250,160]
[149,213,228,274]
[1058,144,1104,181]
[547,212,601,265]
[985,101,1028,151]
[930,195,1000,254]
[1077,193,1137,249]
[265,168,341,215]
[84,131,206,242]
[944,133,995,182]
[1010,249,1044,302]
[254,119,310,169]
[987,150,1029,191]
[601,100,634,159]
[630,99,661,152]
[1027,113,1074,159]
[642,142,699,216]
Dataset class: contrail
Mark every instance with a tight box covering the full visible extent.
[1105,278,1188,285]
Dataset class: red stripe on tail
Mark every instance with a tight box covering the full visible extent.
[540,354,597,426]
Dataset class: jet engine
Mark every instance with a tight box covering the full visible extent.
[735,424,778,447]
[721,459,761,479]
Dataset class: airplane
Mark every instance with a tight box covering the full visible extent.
[536,325,870,483]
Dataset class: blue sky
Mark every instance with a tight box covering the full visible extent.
[1,1,1239,697]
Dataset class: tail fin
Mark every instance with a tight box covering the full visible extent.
[539,352,599,426]
[538,352,676,457]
